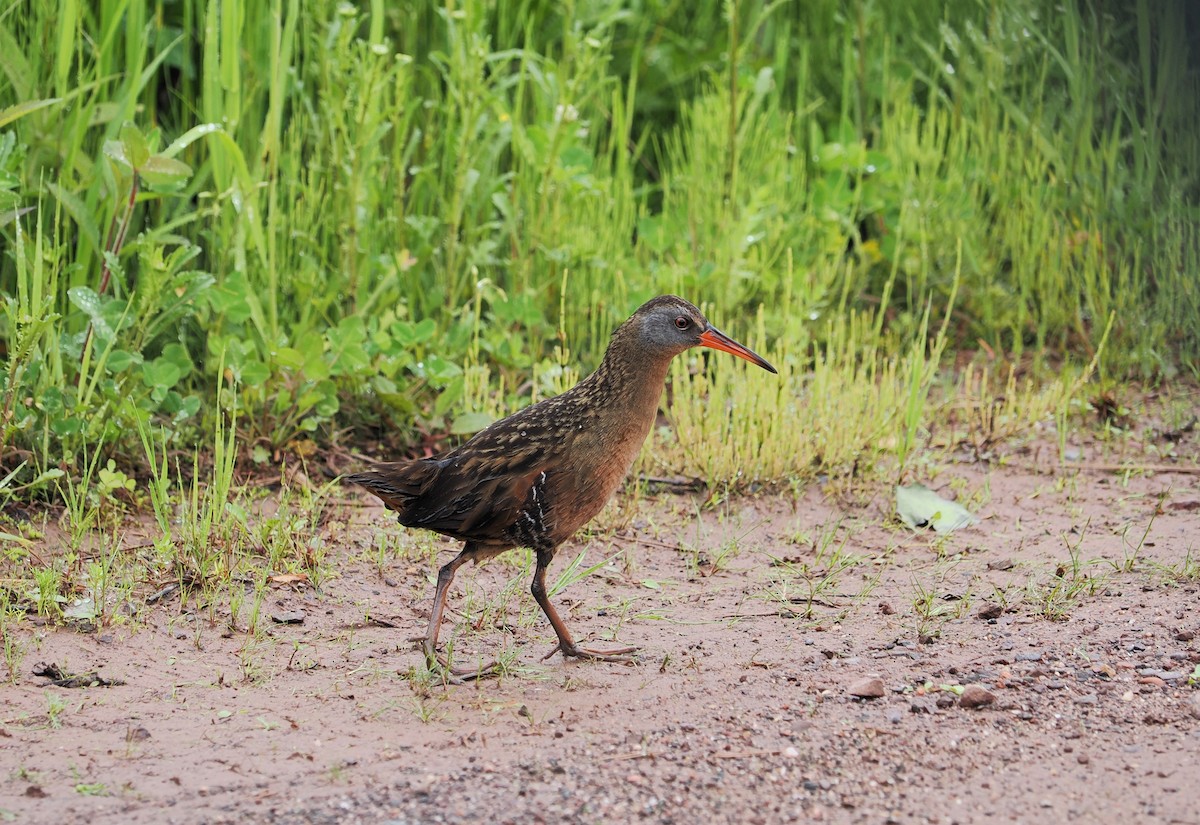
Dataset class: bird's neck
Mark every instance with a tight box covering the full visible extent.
[583,335,674,419]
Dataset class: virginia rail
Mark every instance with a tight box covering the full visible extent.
[346,295,776,678]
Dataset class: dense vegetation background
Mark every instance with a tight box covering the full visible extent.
[1,0,1198,501]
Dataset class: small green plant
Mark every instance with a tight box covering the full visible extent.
[1032,561,1108,623]
[31,566,65,620]
[909,579,958,642]
[45,691,66,729]
[1107,493,1165,574]
[0,589,24,684]
[73,782,108,797]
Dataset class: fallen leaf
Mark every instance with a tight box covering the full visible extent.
[896,484,979,533]
[269,573,310,586]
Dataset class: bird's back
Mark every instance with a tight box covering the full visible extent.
[346,374,660,552]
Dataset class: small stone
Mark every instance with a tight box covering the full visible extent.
[879,602,895,615]
[1137,676,1165,687]
[909,697,937,714]
[1077,753,1090,765]
[271,610,306,625]
[935,692,957,709]
[783,746,800,758]
[1045,680,1067,690]
[847,677,886,699]
[1188,694,1200,721]
[1015,651,1043,662]
[959,684,997,709]
[977,603,1004,620]
[1174,629,1195,642]
[1074,693,1098,706]
[885,708,903,724]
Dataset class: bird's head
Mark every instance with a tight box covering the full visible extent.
[626,295,777,374]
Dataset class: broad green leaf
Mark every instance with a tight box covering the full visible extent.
[106,349,142,373]
[103,139,132,170]
[67,286,115,339]
[274,346,304,370]
[238,359,270,385]
[391,317,437,347]
[450,411,494,435]
[142,358,183,390]
[159,342,194,376]
[139,154,192,189]
[896,484,979,533]
[120,121,150,167]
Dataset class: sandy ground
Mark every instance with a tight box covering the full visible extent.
[3,452,1199,824]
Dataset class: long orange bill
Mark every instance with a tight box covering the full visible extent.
[698,326,778,374]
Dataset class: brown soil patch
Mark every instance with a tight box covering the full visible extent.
[3,460,1199,824]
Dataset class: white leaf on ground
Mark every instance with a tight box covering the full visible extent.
[896,484,979,533]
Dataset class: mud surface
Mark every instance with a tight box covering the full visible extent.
[3,458,1200,824]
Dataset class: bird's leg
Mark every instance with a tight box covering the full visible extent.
[531,548,638,663]
[422,545,498,681]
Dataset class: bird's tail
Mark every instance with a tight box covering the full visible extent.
[343,460,440,517]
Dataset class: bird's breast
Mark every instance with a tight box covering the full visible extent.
[542,405,657,542]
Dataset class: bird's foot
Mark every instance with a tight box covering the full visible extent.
[420,643,499,684]
[433,657,500,684]
[543,641,640,664]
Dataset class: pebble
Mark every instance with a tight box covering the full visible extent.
[885,709,903,724]
[271,610,306,624]
[909,697,937,715]
[959,684,997,709]
[1175,629,1195,642]
[1074,693,1098,706]
[847,677,886,699]
[1188,694,1200,721]
[1015,651,1043,662]
[976,603,1004,620]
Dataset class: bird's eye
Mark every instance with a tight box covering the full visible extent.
[674,316,690,330]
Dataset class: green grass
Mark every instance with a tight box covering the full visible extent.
[0,1,1198,632]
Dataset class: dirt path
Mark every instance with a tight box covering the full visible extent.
[3,461,1199,824]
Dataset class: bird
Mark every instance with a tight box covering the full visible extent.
[344,295,776,679]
